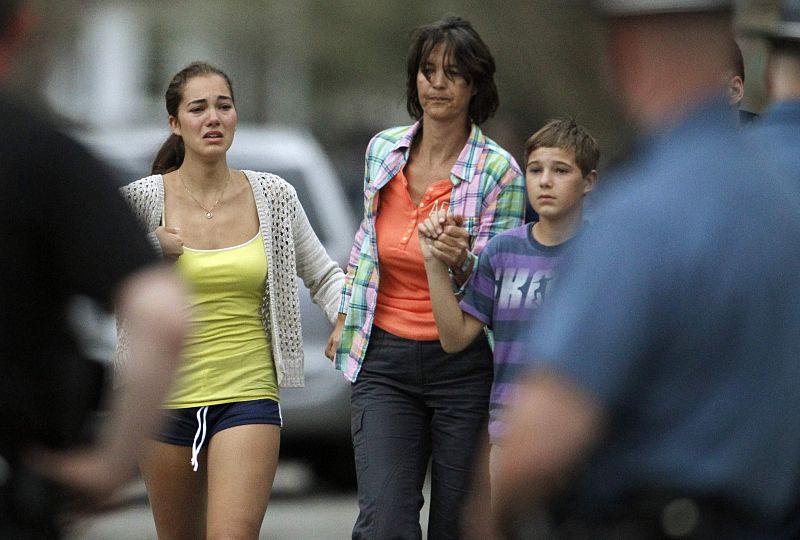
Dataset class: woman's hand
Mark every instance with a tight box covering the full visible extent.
[437,221,469,269]
[420,210,469,269]
[325,313,346,361]
[419,210,473,286]
[417,211,441,262]
[418,209,451,262]
[155,226,184,261]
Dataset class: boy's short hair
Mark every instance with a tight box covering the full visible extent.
[524,119,600,176]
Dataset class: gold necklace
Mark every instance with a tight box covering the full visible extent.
[178,169,232,219]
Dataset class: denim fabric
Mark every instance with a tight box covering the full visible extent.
[350,327,492,540]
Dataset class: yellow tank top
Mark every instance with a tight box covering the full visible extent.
[167,231,278,408]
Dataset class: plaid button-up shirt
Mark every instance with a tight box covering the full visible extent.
[334,121,525,382]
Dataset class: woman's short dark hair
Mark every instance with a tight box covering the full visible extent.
[406,16,499,125]
[151,61,235,175]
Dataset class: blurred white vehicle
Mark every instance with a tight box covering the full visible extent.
[75,125,358,488]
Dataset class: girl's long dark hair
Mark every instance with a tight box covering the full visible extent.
[151,62,235,174]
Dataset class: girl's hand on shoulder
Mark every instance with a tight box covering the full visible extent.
[155,226,184,261]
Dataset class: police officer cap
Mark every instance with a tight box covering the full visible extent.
[742,0,800,44]
[594,0,732,16]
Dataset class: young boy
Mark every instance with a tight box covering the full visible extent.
[418,118,599,459]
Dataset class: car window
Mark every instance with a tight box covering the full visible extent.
[261,167,326,245]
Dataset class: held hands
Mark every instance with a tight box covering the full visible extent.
[417,209,469,270]
[155,226,184,261]
[325,313,346,362]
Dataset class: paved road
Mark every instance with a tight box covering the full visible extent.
[66,493,359,540]
[64,461,432,540]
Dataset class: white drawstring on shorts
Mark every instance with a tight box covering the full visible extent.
[190,406,209,472]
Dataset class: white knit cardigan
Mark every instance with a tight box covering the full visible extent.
[117,170,344,388]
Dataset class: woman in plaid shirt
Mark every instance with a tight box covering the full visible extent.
[326,16,525,540]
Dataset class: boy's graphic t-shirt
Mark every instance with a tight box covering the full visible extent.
[459,222,578,444]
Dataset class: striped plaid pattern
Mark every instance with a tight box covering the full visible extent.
[335,121,525,382]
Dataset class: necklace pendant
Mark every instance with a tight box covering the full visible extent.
[206,211,213,219]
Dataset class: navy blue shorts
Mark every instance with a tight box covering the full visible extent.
[157,398,282,447]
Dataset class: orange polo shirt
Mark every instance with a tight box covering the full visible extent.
[373,167,452,340]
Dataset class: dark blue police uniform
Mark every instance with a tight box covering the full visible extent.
[525,98,800,537]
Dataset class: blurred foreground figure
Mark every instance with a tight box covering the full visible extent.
[0,1,185,538]
[747,0,800,172]
[491,1,800,539]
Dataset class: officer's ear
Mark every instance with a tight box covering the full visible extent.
[727,74,744,106]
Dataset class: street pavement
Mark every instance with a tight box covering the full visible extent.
[64,460,432,539]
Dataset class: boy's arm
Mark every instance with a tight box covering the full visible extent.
[419,217,485,353]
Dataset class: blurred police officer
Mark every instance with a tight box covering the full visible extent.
[746,0,800,172]
[744,8,800,536]
[0,1,186,538]
[490,1,800,539]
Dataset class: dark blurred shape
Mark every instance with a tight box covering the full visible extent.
[0,2,184,538]
[742,0,800,44]
[746,0,800,180]
[591,0,732,16]
[744,44,800,540]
